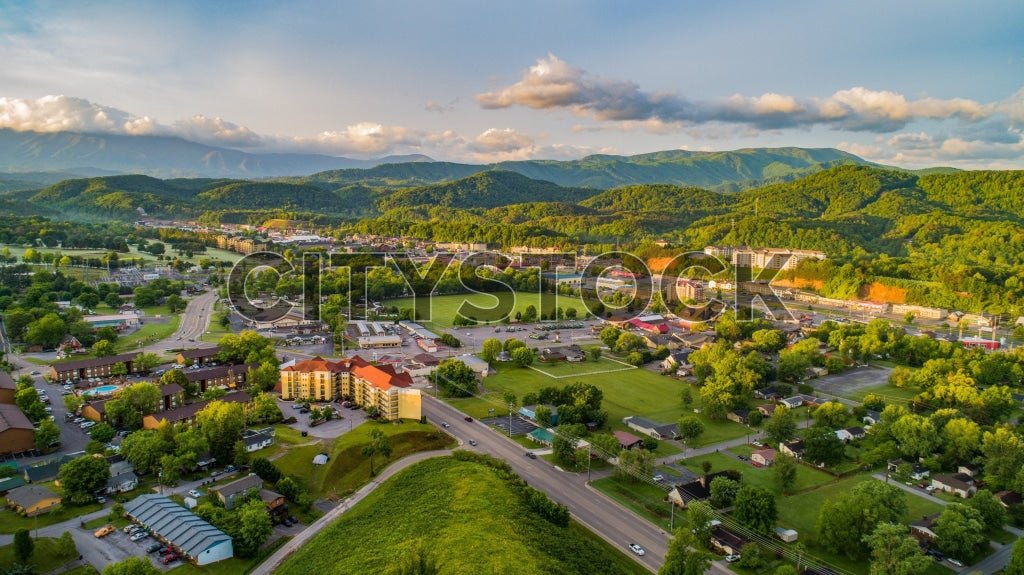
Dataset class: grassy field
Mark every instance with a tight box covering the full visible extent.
[271,421,454,500]
[386,292,593,329]
[841,382,922,403]
[679,452,835,493]
[452,363,748,449]
[0,495,102,534]
[0,536,80,573]
[591,476,675,531]
[0,243,244,268]
[277,456,649,575]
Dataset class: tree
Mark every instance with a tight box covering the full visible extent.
[812,401,849,429]
[90,422,116,443]
[699,377,733,419]
[677,416,704,452]
[733,485,777,535]
[642,436,659,452]
[56,530,76,559]
[109,502,125,522]
[764,405,797,444]
[166,294,186,313]
[276,476,301,502]
[981,426,1024,488]
[588,346,602,362]
[803,425,846,467]
[103,556,161,572]
[751,329,786,353]
[503,338,525,352]
[616,448,654,482]
[817,481,908,558]
[105,382,161,430]
[966,489,1006,531]
[599,326,621,348]
[891,414,938,460]
[363,427,392,477]
[196,400,246,465]
[234,498,273,557]
[252,457,282,484]
[133,352,161,373]
[534,405,552,427]
[1008,537,1024,575]
[679,385,693,410]
[248,391,283,424]
[511,346,534,368]
[63,393,84,416]
[480,337,502,364]
[942,417,981,465]
[659,529,712,575]
[217,330,277,365]
[110,361,128,377]
[863,522,931,575]
[772,452,798,493]
[249,361,280,393]
[92,339,116,357]
[120,430,171,475]
[431,359,477,397]
[934,503,987,560]
[162,367,195,396]
[34,418,61,451]
[709,476,740,508]
[521,304,538,323]
[58,455,111,504]
[13,529,33,562]
[25,313,66,349]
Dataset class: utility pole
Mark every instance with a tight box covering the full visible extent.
[508,402,513,438]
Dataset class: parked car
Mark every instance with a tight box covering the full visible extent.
[162,553,179,564]
[130,531,149,542]
[146,543,164,553]
[629,543,645,556]
[96,495,106,504]
[124,525,139,533]
[281,517,293,527]
[948,558,964,568]
[726,554,741,563]
[653,475,664,482]
[94,525,115,538]
[469,439,478,446]
[925,485,937,492]
[287,515,298,524]
[224,465,237,473]
[188,489,203,498]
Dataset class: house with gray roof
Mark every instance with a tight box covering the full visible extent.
[211,474,263,510]
[623,416,679,439]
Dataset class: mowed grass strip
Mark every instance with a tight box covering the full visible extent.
[276,456,649,575]
[0,536,80,572]
[386,292,590,329]
[272,422,454,500]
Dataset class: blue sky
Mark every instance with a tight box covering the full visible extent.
[1,0,1022,168]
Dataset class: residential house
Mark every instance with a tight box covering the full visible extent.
[673,332,716,350]
[0,404,35,455]
[667,471,732,508]
[911,512,941,541]
[212,473,263,510]
[643,334,675,350]
[910,465,930,481]
[751,448,776,467]
[995,490,1023,508]
[0,371,16,404]
[259,488,287,519]
[57,334,85,356]
[6,485,61,517]
[754,386,785,401]
[520,405,559,425]
[538,349,566,362]
[779,439,805,459]
[727,410,749,424]
[779,396,805,409]
[106,471,139,494]
[932,473,976,498]
[81,399,109,423]
[957,464,981,478]
[834,427,865,443]
[661,350,692,371]
[612,430,644,450]
[176,346,222,367]
[0,476,26,495]
[623,416,678,440]
[563,346,586,363]
[709,527,749,556]
[862,409,882,426]
[756,404,776,418]
[241,428,275,452]
[23,461,61,484]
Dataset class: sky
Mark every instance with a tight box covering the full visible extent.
[1,0,1023,168]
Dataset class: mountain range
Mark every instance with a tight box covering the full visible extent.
[0,128,891,189]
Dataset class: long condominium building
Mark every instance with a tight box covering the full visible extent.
[704,246,826,270]
[278,356,421,421]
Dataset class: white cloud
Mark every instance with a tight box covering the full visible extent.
[472,128,534,153]
[0,95,133,133]
[477,55,1016,135]
[836,141,884,158]
[173,115,262,147]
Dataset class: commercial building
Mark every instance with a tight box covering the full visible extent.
[49,352,141,382]
[177,347,222,367]
[142,392,251,430]
[0,371,16,404]
[182,363,257,394]
[0,404,35,455]
[125,494,234,565]
[278,355,421,420]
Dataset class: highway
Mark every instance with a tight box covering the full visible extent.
[151,290,219,351]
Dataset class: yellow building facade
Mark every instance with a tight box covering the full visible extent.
[279,356,420,421]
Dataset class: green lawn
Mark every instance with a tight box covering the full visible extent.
[0,536,80,572]
[461,363,747,449]
[272,422,455,500]
[385,292,595,329]
[591,475,675,531]
[277,456,649,575]
[679,452,835,493]
[842,382,921,403]
[114,315,181,354]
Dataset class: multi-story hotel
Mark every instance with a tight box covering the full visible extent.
[278,356,421,421]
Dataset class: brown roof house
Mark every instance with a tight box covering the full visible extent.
[0,371,18,404]
[751,448,777,467]
[612,430,644,451]
[212,473,264,510]
[931,473,977,499]
[6,485,61,517]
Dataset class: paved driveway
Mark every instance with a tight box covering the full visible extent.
[276,398,370,438]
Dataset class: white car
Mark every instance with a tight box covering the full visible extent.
[629,543,645,556]
[188,489,202,498]
[947,558,964,568]
[129,531,149,542]
[653,475,664,482]
[726,554,741,563]
[81,421,97,429]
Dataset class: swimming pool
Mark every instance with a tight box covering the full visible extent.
[82,385,119,396]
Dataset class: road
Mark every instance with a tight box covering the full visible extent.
[148,290,219,353]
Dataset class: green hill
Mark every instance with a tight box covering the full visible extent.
[377,170,600,210]
[276,454,648,575]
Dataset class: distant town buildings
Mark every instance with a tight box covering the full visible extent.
[704,246,827,270]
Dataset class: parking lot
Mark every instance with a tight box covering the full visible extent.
[276,397,371,438]
[809,364,893,397]
[482,415,539,437]
[82,524,178,571]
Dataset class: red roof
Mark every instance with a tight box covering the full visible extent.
[612,430,643,447]
[283,355,411,390]
[281,356,346,373]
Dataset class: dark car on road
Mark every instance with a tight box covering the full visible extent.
[525,452,537,459]
[464,417,473,422]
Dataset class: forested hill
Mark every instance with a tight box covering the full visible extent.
[298,146,876,192]
[376,171,600,210]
